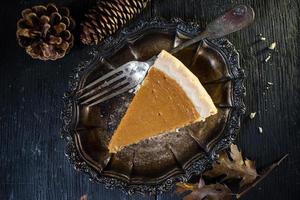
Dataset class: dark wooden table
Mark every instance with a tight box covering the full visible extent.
[1,0,299,199]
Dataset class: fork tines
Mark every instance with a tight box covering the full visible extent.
[76,65,130,107]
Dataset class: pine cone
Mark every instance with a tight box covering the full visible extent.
[81,0,150,45]
[16,4,76,60]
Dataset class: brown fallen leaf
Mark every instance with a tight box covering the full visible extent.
[80,194,88,200]
[177,144,288,199]
[204,144,258,187]
[236,154,289,199]
[176,178,232,200]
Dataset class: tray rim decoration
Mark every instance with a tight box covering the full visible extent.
[61,18,246,195]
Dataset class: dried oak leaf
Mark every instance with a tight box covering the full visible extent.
[176,178,232,200]
[204,144,258,187]
[80,194,88,200]
[236,154,288,199]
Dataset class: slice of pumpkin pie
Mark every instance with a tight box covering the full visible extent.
[108,50,217,153]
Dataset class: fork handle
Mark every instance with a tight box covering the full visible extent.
[169,31,210,54]
[170,5,254,55]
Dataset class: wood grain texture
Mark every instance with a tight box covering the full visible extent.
[0,0,299,199]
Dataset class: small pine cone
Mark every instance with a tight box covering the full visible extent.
[81,0,150,45]
[16,4,76,60]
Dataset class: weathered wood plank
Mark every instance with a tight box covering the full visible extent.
[0,0,299,199]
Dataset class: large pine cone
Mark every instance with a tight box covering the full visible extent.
[16,4,75,60]
[81,0,150,45]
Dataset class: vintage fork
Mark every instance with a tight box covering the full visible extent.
[77,5,254,107]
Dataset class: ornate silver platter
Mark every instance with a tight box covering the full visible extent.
[61,18,245,194]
